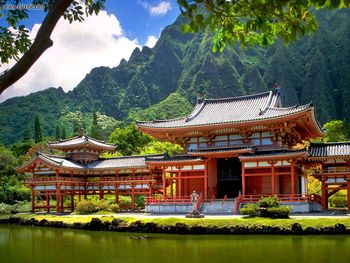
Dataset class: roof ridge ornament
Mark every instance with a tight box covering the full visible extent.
[259,90,275,115]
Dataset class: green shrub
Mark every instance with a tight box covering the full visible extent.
[266,206,291,218]
[76,200,99,214]
[119,195,131,207]
[0,202,12,215]
[136,195,145,207]
[97,199,110,211]
[240,203,258,217]
[110,203,120,213]
[257,196,279,208]
[329,195,347,208]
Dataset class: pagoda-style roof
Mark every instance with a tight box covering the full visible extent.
[137,89,323,141]
[308,142,350,159]
[16,152,163,173]
[239,149,307,162]
[49,135,116,151]
[188,146,255,158]
[145,154,204,166]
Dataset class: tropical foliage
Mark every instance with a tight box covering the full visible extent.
[178,0,350,51]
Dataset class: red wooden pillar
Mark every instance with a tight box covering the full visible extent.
[178,170,182,197]
[241,161,246,195]
[99,173,104,200]
[347,180,350,212]
[149,182,153,196]
[115,184,119,203]
[271,164,275,195]
[71,190,74,212]
[131,184,135,210]
[55,170,60,213]
[162,169,166,198]
[321,180,328,210]
[56,184,60,213]
[184,174,188,196]
[170,173,174,198]
[204,161,208,200]
[47,194,50,213]
[31,186,35,213]
[291,162,296,195]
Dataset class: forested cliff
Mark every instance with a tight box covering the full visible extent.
[1,9,349,145]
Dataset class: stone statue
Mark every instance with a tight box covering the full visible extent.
[190,190,198,211]
[185,190,204,218]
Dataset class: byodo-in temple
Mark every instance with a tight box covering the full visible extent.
[17,89,350,214]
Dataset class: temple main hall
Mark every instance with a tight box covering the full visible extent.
[17,89,350,213]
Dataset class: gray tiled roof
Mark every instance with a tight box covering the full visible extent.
[49,136,116,150]
[146,154,203,162]
[87,156,151,169]
[22,153,163,170]
[239,149,306,159]
[308,142,350,157]
[188,146,255,154]
[137,90,312,128]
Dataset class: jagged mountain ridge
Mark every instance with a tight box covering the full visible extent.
[0,9,350,145]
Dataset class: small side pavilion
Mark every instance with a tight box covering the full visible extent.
[17,135,163,212]
[307,142,350,211]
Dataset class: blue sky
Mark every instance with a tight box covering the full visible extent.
[0,1,181,102]
[19,1,180,45]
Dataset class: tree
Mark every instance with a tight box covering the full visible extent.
[108,123,152,156]
[140,141,183,156]
[178,0,350,51]
[322,120,348,142]
[34,114,42,143]
[55,124,61,140]
[0,0,105,94]
[0,145,30,204]
[90,112,102,140]
[61,127,67,139]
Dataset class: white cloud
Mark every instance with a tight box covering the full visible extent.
[140,1,172,16]
[145,35,158,48]
[0,11,140,103]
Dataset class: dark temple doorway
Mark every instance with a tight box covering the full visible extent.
[217,157,242,198]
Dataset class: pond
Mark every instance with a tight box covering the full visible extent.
[0,225,349,263]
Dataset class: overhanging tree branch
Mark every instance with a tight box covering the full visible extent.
[0,0,73,94]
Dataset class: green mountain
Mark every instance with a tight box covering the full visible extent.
[1,9,350,145]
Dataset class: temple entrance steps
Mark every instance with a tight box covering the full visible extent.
[199,199,237,215]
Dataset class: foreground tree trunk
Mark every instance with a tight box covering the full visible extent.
[0,0,73,94]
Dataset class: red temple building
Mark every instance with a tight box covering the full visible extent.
[17,89,350,213]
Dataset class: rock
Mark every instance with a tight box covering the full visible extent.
[111,219,124,226]
[291,223,303,234]
[129,220,142,232]
[70,222,82,229]
[89,218,102,231]
[189,226,206,234]
[305,226,318,234]
[39,219,49,226]
[333,223,346,233]
[175,223,188,234]
[142,222,157,233]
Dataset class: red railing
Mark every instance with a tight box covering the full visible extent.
[221,194,227,205]
[146,196,192,204]
[26,175,158,184]
[101,175,158,182]
[209,195,215,204]
[234,194,322,212]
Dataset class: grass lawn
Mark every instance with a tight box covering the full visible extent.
[7,213,350,229]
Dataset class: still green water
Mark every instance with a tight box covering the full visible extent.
[0,225,350,263]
